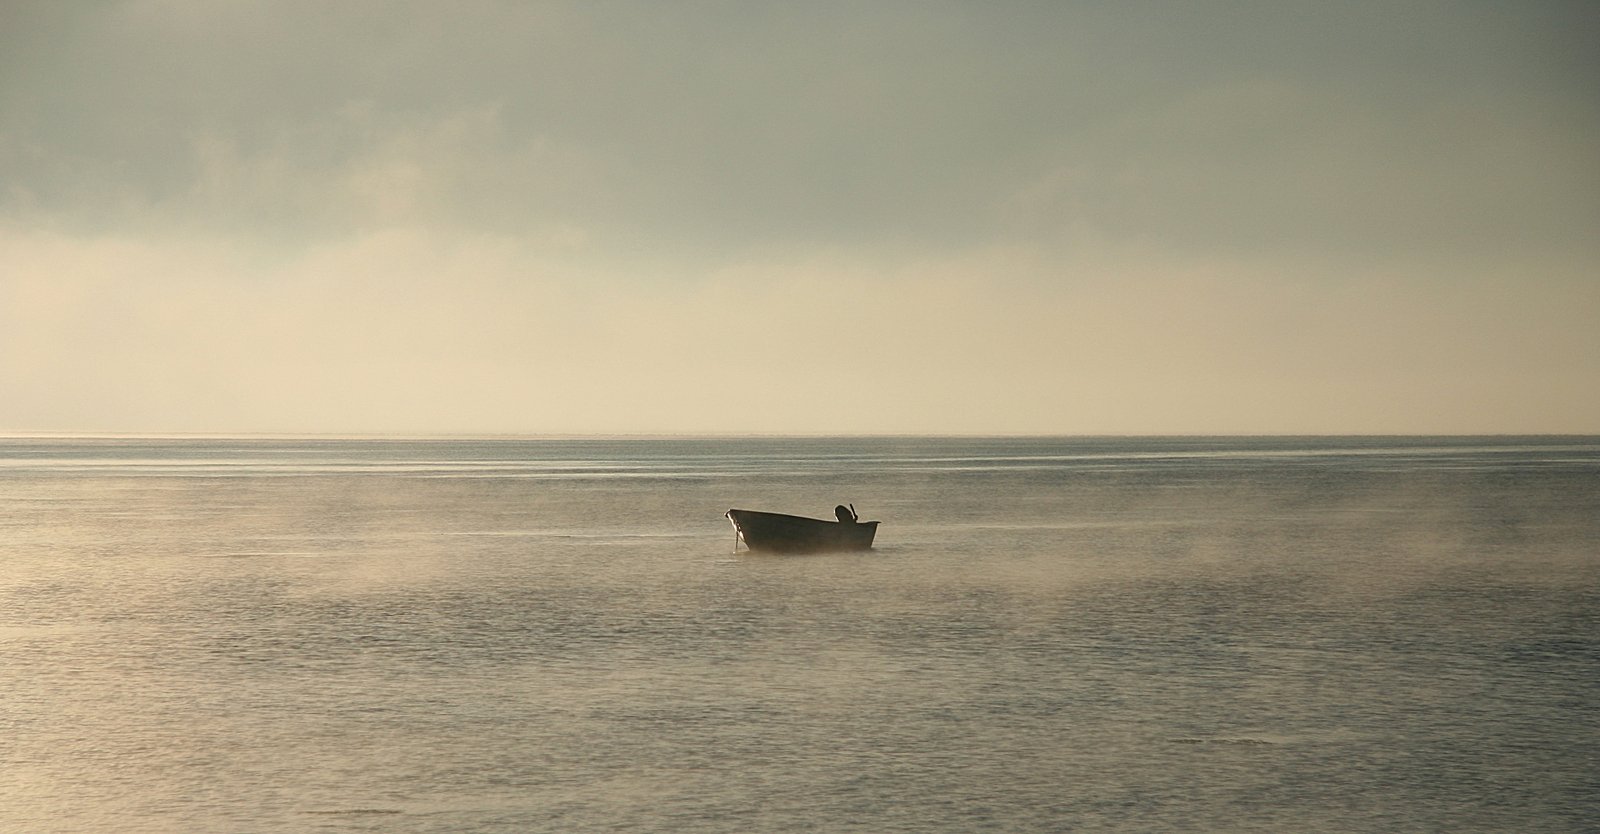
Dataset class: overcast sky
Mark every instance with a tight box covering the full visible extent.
[3,1,1596,434]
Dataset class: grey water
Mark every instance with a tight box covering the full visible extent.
[2,436,1596,833]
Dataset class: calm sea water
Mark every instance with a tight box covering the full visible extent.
[2,436,1596,833]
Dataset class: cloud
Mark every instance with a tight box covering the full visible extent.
[1,2,1597,433]
[8,2,1591,258]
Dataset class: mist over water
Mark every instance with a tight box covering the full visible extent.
[3,436,1597,832]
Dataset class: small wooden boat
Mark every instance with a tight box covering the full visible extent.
[725,505,879,553]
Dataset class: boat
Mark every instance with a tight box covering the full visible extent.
[725,505,879,554]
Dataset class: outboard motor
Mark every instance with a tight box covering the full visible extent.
[835,504,858,523]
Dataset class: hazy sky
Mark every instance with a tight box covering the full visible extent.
[3,1,1596,434]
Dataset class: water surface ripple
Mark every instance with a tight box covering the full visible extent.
[2,436,1596,832]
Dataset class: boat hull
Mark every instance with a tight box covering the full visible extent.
[725,509,878,554]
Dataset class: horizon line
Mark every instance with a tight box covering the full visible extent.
[2,430,1597,441]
